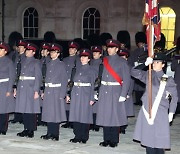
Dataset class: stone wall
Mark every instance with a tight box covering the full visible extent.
[0,0,180,48]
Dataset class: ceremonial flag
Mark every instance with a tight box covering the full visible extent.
[142,0,161,56]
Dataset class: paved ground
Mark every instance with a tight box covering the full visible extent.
[0,106,180,154]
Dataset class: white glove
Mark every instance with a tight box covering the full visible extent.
[119,96,126,102]
[145,57,153,66]
[168,112,174,123]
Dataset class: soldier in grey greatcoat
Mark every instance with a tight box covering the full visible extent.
[90,45,103,132]
[96,39,130,148]
[10,40,27,124]
[132,53,178,154]
[118,48,135,134]
[67,49,96,144]
[37,42,51,126]
[14,43,42,138]
[0,42,15,135]
[41,43,68,141]
[62,41,81,128]
[171,45,180,114]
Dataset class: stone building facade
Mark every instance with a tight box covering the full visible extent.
[0,0,180,48]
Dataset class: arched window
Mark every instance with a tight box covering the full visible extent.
[82,8,100,39]
[160,7,176,49]
[23,7,38,39]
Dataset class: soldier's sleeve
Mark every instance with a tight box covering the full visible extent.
[168,77,178,113]
[60,62,68,99]
[127,78,134,96]
[8,60,16,92]
[131,66,147,84]
[120,62,131,97]
[34,60,42,92]
[90,68,96,101]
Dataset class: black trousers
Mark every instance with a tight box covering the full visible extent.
[103,126,119,143]
[47,122,59,136]
[92,113,99,129]
[146,147,164,154]
[23,113,37,131]
[175,102,180,114]
[73,122,89,141]
[14,113,23,122]
[0,114,9,132]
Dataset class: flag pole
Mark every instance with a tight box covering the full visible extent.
[148,24,153,118]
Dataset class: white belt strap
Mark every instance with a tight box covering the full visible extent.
[74,82,91,87]
[101,81,120,86]
[0,78,9,83]
[19,76,35,80]
[45,83,61,87]
[142,74,168,125]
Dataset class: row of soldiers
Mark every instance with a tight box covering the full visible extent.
[0,39,132,146]
[0,31,179,153]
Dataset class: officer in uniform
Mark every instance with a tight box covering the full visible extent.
[41,43,68,141]
[0,42,15,135]
[10,40,28,124]
[128,32,147,105]
[14,43,42,138]
[132,53,178,154]
[90,45,103,131]
[68,49,96,144]
[62,41,81,128]
[38,42,51,126]
[96,39,130,147]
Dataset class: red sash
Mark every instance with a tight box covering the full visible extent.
[103,57,123,86]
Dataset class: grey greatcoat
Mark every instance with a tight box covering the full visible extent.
[171,58,180,102]
[96,54,130,127]
[42,59,68,123]
[15,57,42,113]
[63,55,81,110]
[90,58,102,113]
[0,56,15,113]
[132,69,178,149]
[69,64,96,124]
[125,77,135,117]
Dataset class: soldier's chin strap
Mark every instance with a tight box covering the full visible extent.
[142,74,168,125]
[103,57,123,85]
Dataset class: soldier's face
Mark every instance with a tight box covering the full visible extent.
[0,48,7,57]
[153,61,165,72]
[69,48,77,56]
[50,50,60,60]
[80,56,90,65]
[93,52,101,59]
[25,49,35,57]
[41,49,49,57]
[107,47,118,56]
[18,46,26,54]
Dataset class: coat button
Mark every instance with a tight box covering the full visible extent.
[105,91,107,94]
[21,86,23,88]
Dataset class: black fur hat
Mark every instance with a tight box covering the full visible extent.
[135,32,147,44]
[117,30,131,49]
